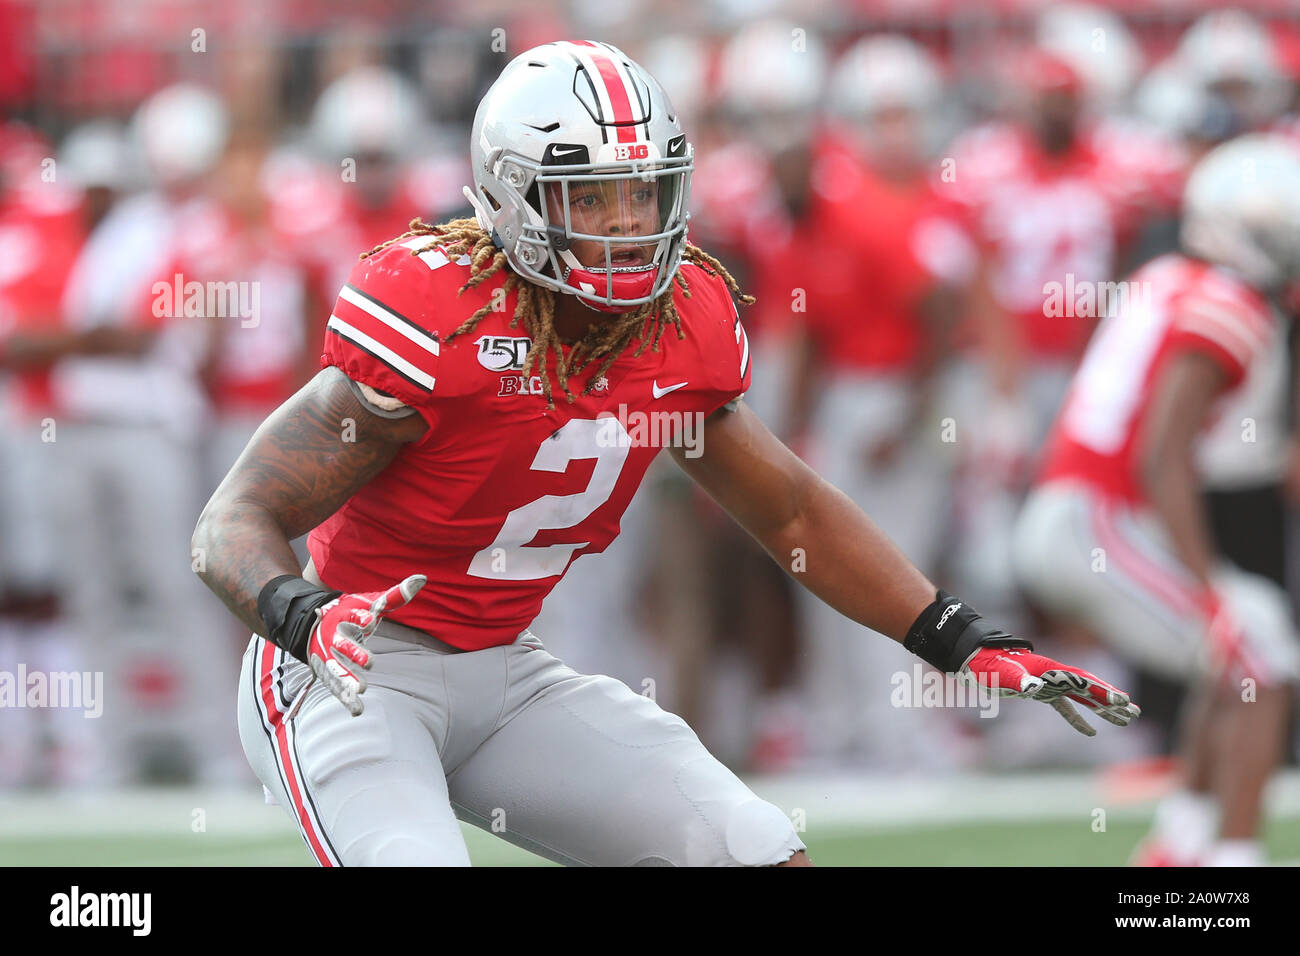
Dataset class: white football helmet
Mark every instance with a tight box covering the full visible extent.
[1134,58,1206,138]
[1181,134,1300,292]
[828,35,942,120]
[718,19,827,117]
[827,35,943,161]
[1036,3,1142,108]
[133,84,228,186]
[1176,10,1290,127]
[59,119,134,191]
[466,40,692,314]
[312,66,423,159]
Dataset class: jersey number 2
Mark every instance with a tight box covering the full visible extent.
[467,418,630,581]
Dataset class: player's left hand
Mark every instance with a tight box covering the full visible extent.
[307,575,426,717]
[962,646,1141,737]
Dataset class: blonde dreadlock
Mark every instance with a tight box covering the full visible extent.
[361,217,754,409]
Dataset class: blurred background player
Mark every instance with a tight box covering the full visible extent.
[940,33,1176,619]
[789,34,973,769]
[1013,136,1300,866]
[654,19,832,768]
[47,84,238,784]
[0,121,93,786]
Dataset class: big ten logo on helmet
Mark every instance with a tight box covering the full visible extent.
[613,143,650,161]
[475,335,531,372]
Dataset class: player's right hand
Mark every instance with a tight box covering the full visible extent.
[307,575,427,716]
[963,646,1141,737]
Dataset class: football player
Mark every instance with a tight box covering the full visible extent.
[1013,135,1300,866]
[793,34,974,769]
[195,41,1138,866]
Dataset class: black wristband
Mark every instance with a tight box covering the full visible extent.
[257,575,342,664]
[903,590,1033,673]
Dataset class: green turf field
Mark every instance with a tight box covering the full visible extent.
[5,817,1300,866]
[3,772,1298,866]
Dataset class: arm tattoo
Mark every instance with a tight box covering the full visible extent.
[192,367,424,635]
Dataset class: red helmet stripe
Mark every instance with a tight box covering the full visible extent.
[590,55,638,143]
[567,41,641,143]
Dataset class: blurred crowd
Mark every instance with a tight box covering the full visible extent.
[2,0,1300,788]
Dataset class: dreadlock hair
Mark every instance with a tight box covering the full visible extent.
[361,217,754,409]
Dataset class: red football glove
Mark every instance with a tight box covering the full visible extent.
[963,646,1141,736]
[305,575,426,717]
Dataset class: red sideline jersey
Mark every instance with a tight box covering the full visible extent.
[807,143,973,372]
[309,237,752,649]
[1039,254,1274,503]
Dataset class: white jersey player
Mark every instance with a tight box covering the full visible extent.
[1013,135,1300,866]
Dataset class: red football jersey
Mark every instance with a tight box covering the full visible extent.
[806,145,971,372]
[308,237,752,649]
[943,122,1121,358]
[1039,254,1274,503]
[162,203,309,413]
[0,182,85,416]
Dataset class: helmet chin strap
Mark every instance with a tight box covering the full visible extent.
[462,185,494,234]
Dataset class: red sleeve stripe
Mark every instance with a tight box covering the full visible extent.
[327,315,436,392]
[339,284,440,358]
[253,639,340,866]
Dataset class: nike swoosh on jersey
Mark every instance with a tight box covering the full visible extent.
[652,380,689,399]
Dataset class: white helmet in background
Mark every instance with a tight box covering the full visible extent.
[466,41,692,313]
[827,34,945,162]
[1181,134,1300,292]
[1036,3,1142,108]
[717,19,827,152]
[133,84,228,186]
[59,119,135,191]
[828,34,942,121]
[640,34,709,128]
[1176,10,1290,127]
[311,66,423,159]
[1134,58,1206,138]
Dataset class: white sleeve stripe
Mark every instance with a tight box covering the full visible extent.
[338,285,440,357]
[738,323,750,378]
[1179,298,1269,350]
[327,316,435,391]
[1175,318,1251,366]
[399,237,472,270]
[1176,309,1260,363]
